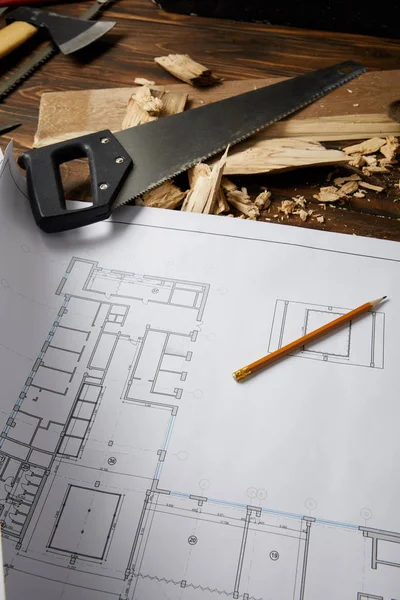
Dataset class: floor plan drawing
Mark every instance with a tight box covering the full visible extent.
[268,299,385,368]
[1,188,400,600]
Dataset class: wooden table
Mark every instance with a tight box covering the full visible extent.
[0,0,400,239]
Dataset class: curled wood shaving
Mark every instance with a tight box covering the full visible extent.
[380,136,399,161]
[359,181,384,192]
[353,190,366,198]
[297,209,308,222]
[134,77,156,86]
[343,137,386,155]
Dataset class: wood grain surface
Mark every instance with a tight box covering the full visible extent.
[0,0,399,239]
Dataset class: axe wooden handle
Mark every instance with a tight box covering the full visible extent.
[0,21,38,59]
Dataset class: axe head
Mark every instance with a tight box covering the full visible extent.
[6,6,116,54]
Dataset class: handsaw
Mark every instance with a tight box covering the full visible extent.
[18,61,366,233]
[0,0,112,101]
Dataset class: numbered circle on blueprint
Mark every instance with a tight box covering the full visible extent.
[1,279,10,288]
[177,451,188,461]
[192,390,203,399]
[360,508,372,520]
[269,551,279,561]
[151,288,159,294]
[107,457,117,466]
[198,479,210,490]
[305,498,317,510]
[21,245,30,253]
[188,535,198,545]
[247,487,257,499]
[257,489,267,500]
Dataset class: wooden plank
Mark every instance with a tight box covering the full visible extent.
[33,70,400,148]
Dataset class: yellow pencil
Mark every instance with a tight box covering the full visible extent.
[233,296,387,382]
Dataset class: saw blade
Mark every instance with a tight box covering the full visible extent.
[112,61,366,209]
[0,0,111,101]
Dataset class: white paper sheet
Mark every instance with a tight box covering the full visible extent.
[1,142,400,600]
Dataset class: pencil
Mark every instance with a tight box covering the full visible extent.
[233,296,387,382]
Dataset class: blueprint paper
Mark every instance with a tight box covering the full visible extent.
[1,146,400,600]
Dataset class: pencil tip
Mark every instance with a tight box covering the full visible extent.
[383,295,387,299]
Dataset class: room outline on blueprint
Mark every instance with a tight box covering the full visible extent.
[0,235,399,599]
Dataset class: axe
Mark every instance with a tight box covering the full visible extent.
[0,6,115,59]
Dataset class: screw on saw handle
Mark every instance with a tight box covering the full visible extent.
[18,130,133,233]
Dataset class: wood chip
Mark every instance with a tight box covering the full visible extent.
[216,137,348,175]
[226,187,260,219]
[353,190,366,198]
[221,177,237,193]
[313,186,343,203]
[254,190,271,210]
[363,155,377,166]
[297,209,308,221]
[343,137,386,155]
[316,215,325,223]
[333,174,360,186]
[380,136,399,161]
[348,153,365,168]
[340,180,359,195]
[122,87,187,128]
[134,77,156,86]
[278,200,296,215]
[154,54,221,86]
[359,181,384,192]
[182,148,228,214]
[142,180,187,209]
[362,165,389,174]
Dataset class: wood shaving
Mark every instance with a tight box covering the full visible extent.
[348,153,365,168]
[278,200,296,215]
[362,165,389,174]
[182,149,228,214]
[133,85,163,115]
[380,136,399,161]
[297,209,308,221]
[292,195,306,208]
[227,187,260,219]
[313,186,343,203]
[363,155,378,166]
[359,181,384,192]
[221,177,237,193]
[254,189,271,210]
[353,190,366,198]
[316,215,325,223]
[142,180,186,209]
[343,137,386,155]
[339,180,359,195]
[134,77,156,86]
[333,174,360,186]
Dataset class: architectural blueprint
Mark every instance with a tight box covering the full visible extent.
[1,144,400,599]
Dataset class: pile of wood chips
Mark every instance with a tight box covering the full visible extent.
[130,60,400,225]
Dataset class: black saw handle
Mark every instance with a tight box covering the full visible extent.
[18,130,132,233]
